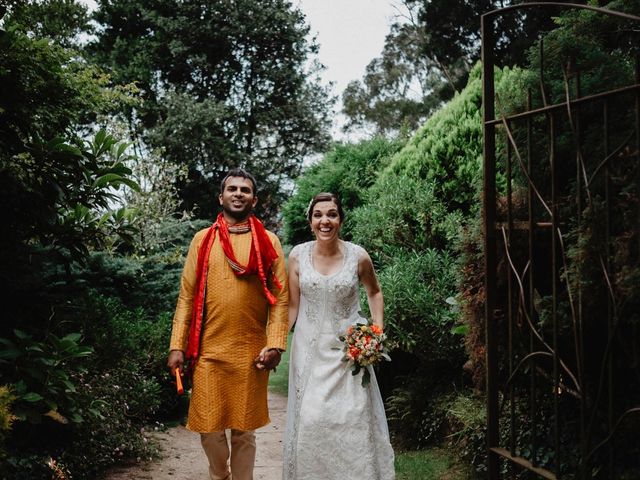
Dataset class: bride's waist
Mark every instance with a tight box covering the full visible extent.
[295,329,343,346]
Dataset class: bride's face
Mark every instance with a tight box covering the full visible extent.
[310,200,342,241]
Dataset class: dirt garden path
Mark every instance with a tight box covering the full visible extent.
[104,391,287,480]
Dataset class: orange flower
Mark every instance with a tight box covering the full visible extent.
[371,325,382,335]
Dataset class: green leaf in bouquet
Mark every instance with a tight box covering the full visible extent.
[361,369,371,387]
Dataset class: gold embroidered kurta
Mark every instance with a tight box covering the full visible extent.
[169,227,289,432]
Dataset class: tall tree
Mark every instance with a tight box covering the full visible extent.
[342,8,457,136]
[343,0,576,136]
[0,15,139,271]
[90,0,333,222]
[2,0,90,47]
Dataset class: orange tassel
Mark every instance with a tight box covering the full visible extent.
[175,368,184,395]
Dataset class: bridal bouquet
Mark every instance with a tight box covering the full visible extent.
[339,321,390,387]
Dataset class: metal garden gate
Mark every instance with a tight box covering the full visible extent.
[482,3,640,479]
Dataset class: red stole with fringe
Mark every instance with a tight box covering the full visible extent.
[185,213,282,364]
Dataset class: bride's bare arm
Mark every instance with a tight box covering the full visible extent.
[287,254,301,331]
[358,250,384,329]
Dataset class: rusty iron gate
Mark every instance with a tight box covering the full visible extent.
[482,3,640,479]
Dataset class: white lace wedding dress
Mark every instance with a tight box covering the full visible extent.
[282,241,395,480]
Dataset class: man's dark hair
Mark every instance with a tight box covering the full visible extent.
[220,168,258,195]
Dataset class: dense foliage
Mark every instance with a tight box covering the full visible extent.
[0,4,203,478]
[89,0,333,223]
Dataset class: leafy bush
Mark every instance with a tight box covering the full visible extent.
[373,248,466,451]
[81,294,176,415]
[350,175,463,258]
[0,386,16,461]
[0,292,174,478]
[374,249,461,363]
[1,366,162,480]
[58,368,162,477]
[0,330,93,426]
[134,218,210,314]
[444,393,486,475]
[372,63,524,217]
[77,218,209,315]
[387,378,461,451]
[387,386,486,475]
[375,64,484,215]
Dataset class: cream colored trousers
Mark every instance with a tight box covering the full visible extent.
[200,430,256,480]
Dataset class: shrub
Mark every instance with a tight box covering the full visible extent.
[0,292,174,478]
[58,368,162,477]
[0,330,93,426]
[350,175,463,259]
[375,65,485,215]
[444,393,486,475]
[77,217,210,316]
[387,387,487,475]
[374,249,462,365]
[0,386,16,461]
[80,294,176,415]
[1,367,162,480]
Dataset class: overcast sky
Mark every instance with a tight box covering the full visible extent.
[295,0,398,136]
[297,0,397,92]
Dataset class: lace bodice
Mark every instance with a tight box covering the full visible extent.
[292,241,365,336]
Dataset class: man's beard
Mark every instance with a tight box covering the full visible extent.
[225,207,252,221]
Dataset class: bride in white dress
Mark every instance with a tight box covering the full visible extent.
[282,192,395,480]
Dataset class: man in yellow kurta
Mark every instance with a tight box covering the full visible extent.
[167,169,288,480]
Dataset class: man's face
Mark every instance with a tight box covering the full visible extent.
[218,176,258,221]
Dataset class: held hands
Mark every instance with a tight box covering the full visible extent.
[254,347,282,371]
[169,347,280,372]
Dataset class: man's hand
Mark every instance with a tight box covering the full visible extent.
[254,347,282,371]
[167,350,185,375]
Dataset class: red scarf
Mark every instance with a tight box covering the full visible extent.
[185,213,282,364]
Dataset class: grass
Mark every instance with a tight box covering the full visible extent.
[268,332,292,396]
[395,448,470,480]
